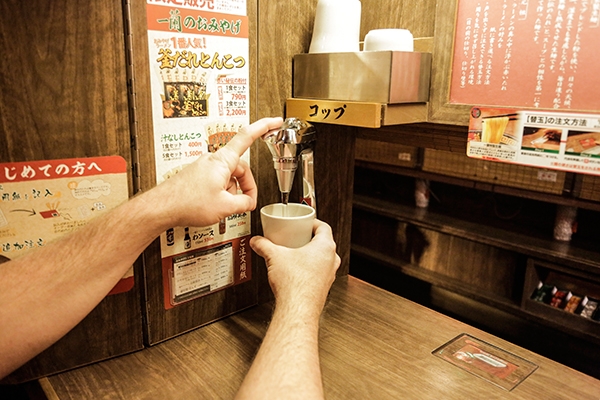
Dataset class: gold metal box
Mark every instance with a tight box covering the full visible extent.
[293,51,432,104]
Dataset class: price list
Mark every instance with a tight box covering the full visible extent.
[171,242,234,304]
[217,76,248,117]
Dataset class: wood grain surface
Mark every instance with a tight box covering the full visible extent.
[359,0,437,39]
[0,0,132,163]
[252,0,439,276]
[351,208,521,301]
[255,1,359,281]
[0,0,144,383]
[43,276,600,400]
[428,0,472,125]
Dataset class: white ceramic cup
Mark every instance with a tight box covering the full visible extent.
[309,0,361,53]
[260,203,316,248]
[363,29,414,52]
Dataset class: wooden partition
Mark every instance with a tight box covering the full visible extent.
[0,0,144,383]
[131,0,359,342]
[253,0,439,279]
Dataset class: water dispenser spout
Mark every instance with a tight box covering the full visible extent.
[262,118,316,209]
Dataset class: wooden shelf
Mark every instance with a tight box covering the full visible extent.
[351,243,521,310]
[351,244,600,346]
[355,160,600,213]
[353,194,600,273]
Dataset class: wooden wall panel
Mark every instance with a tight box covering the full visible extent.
[255,1,315,301]
[0,1,132,164]
[420,233,521,300]
[352,209,520,302]
[359,0,437,39]
[254,0,440,282]
[405,228,452,270]
[0,0,143,383]
[256,1,356,284]
[445,236,521,300]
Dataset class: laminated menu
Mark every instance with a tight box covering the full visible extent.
[433,334,538,391]
[455,1,600,177]
[468,108,600,177]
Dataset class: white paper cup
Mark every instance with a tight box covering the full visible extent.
[260,203,316,248]
[363,29,414,52]
[309,0,361,53]
[554,205,577,241]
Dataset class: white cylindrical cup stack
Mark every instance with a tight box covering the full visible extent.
[363,28,414,52]
[309,0,361,53]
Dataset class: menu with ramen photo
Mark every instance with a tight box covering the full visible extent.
[467,107,600,177]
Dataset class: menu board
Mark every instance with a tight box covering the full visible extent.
[450,0,600,112]
[468,107,600,176]
[145,0,251,309]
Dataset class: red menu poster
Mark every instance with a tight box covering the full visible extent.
[145,0,252,309]
[450,0,600,112]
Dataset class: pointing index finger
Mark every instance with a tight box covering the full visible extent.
[224,117,284,158]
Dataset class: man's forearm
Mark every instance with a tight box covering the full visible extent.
[0,117,283,379]
[0,190,167,378]
[235,301,325,400]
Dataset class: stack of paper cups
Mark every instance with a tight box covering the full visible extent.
[553,205,577,241]
[363,29,414,52]
[309,0,361,53]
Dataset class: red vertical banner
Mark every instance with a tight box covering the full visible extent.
[145,0,251,308]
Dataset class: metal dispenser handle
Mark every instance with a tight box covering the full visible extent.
[300,150,316,209]
[262,118,316,209]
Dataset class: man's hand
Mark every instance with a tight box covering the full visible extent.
[250,219,341,313]
[147,117,283,229]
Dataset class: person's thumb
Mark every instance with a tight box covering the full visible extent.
[250,235,277,259]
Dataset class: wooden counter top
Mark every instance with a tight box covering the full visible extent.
[41,276,599,399]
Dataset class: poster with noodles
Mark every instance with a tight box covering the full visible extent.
[450,0,600,112]
[468,107,600,177]
[145,0,251,309]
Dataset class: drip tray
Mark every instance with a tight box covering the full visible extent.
[432,333,538,391]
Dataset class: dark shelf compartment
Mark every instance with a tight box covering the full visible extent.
[351,244,600,346]
[355,160,600,213]
[522,258,600,337]
[353,193,600,274]
[351,244,522,312]
[522,299,600,337]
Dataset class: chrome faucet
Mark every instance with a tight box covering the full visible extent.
[262,118,316,210]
